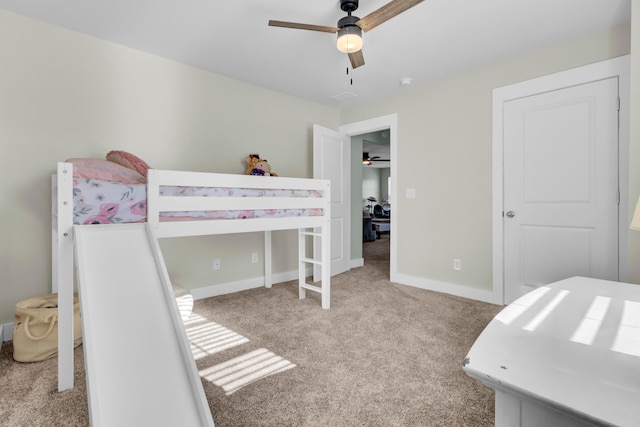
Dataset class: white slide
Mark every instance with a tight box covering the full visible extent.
[74,223,214,427]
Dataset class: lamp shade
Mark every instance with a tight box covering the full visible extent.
[336,26,362,53]
[631,197,640,230]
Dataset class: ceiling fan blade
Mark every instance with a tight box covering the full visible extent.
[349,50,365,69]
[356,0,424,32]
[268,20,339,33]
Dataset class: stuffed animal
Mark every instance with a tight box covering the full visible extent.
[246,154,278,176]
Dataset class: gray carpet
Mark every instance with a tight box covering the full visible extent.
[0,235,502,426]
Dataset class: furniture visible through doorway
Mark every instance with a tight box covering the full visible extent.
[363,216,375,242]
[372,219,390,239]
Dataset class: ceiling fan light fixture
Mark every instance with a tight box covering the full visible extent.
[336,26,363,53]
[270,0,425,70]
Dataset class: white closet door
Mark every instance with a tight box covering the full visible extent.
[503,77,619,303]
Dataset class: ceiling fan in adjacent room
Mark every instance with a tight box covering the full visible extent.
[362,152,390,165]
[268,0,424,69]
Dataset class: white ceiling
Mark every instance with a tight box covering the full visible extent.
[0,0,631,108]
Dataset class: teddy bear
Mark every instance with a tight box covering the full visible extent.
[246,154,278,176]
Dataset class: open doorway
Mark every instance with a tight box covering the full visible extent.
[329,114,397,280]
[359,132,391,267]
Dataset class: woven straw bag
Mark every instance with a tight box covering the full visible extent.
[13,294,82,362]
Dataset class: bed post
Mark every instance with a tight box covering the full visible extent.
[298,230,307,300]
[321,182,331,309]
[264,231,272,288]
[54,162,75,391]
[146,169,159,228]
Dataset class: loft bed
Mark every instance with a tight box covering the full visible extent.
[52,159,331,392]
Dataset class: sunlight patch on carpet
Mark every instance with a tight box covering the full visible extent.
[184,313,249,360]
[199,348,296,395]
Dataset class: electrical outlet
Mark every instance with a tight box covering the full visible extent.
[453,258,462,271]
[251,252,258,264]
[213,258,221,270]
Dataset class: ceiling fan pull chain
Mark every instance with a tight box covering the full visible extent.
[346,62,354,85]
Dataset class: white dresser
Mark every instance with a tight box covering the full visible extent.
[464,277,640,427]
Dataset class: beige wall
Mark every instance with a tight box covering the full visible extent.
[0,12,339,324]
[341,23,632,295]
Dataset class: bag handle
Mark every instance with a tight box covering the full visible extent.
[23,314,57,341]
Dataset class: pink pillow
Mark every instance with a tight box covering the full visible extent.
[65,158,146,184]
[106,150,150,177]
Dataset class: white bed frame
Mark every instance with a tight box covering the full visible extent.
[52,162,331,392]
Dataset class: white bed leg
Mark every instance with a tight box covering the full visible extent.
[264,231,272,288]
[55,162,75,391]
[321,223,330,310]
[298,229,306,300]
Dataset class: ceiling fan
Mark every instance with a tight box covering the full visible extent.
[363,152,390,165]
[269,0,424,69]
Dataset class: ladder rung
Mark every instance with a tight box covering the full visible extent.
[299,231,322,237]
[300,257,321,265]
[300,283,322,293]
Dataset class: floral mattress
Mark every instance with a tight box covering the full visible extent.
[73,178,322,225]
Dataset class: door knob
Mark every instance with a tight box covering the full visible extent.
[506,211,515,218]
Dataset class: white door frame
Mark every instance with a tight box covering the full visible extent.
[340,114,398,281]
[492,55,630,305]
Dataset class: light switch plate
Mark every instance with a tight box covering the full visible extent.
[405,188,416,199]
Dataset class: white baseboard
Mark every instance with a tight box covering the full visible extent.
[1,322,13,342]
[350,258,364,268]
[190,267,312,301]
[393,273,500,305]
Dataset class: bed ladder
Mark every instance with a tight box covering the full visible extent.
[298,227,330,309]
